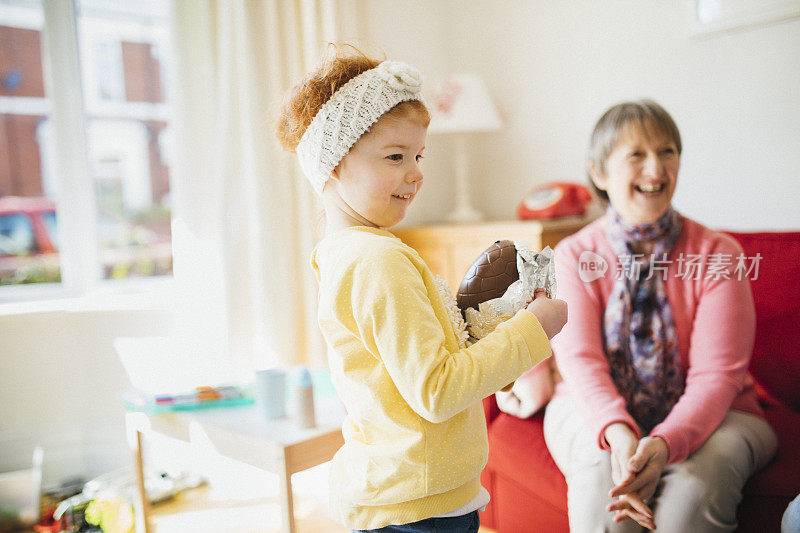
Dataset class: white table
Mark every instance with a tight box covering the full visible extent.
[126,399,346,533]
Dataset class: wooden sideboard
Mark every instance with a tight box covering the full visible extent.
[393,215,595,293]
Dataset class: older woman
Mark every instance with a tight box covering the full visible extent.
[543,100,777,532]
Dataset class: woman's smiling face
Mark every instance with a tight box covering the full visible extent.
[590,122,680,225]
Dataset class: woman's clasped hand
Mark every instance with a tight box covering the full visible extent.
[604,422,669,529]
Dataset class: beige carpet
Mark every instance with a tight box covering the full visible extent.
[150,473,496,533]
[151,482,347,532]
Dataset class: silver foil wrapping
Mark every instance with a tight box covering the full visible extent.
[465,244,556,340]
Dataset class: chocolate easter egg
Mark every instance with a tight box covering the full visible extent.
[456,240,519,312]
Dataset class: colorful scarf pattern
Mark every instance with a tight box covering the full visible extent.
[603,206,685,433]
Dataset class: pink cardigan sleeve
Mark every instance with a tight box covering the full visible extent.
[552,241,641,450]
[650,237,755,464]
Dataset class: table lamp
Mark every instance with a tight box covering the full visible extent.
[427,73,502,223]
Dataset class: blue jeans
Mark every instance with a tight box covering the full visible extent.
[352,510,479,533]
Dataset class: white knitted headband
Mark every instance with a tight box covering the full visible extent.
[296,60,424,196]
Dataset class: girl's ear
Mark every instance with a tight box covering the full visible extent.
[588,162,606,192]
[329,165,340,182]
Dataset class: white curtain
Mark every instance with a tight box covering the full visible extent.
[167,0,367,380]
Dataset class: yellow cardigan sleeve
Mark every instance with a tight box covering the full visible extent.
[346,246,551,423]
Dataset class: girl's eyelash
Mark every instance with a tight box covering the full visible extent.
[385,154,424,162]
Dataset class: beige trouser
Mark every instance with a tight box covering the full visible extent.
[543,394,777,533]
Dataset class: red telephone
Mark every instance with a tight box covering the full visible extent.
[517,181,593,220]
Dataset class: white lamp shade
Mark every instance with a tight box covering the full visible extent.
[426,72,502,134]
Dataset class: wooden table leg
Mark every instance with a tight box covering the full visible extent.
[132,430,152,533]
[277,457,296,533]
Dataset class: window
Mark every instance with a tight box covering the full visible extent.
[41,209,55,246]
[0,213,36,255]
[0,0,173,298]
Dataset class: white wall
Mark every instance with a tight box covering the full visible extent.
[369,0,800,230]
[0,309,172,484]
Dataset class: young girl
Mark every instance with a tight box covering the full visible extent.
[276,45,567,533]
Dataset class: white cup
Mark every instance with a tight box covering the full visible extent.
[254,368,286,420]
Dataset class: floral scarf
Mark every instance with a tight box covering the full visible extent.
[603,206,684,433]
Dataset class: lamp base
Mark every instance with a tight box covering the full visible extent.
[446,204,484,223]
[446,134,484,223]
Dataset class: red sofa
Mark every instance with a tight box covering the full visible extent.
[480,231,800,532]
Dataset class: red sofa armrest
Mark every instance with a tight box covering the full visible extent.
[483,394,500,425]
[723,231,800,411]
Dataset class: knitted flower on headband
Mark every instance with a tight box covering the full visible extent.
[374,61,422,93]
[295,60,425,196]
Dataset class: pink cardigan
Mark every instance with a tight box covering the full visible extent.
[551,215,763,465]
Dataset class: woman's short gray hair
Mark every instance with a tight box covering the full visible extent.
[587,99,682,201]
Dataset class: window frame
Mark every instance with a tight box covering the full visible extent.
[0,0,174,307]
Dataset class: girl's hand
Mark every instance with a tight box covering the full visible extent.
[525,293,567,339]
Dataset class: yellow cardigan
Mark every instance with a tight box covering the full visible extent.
[311,226,551,529]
